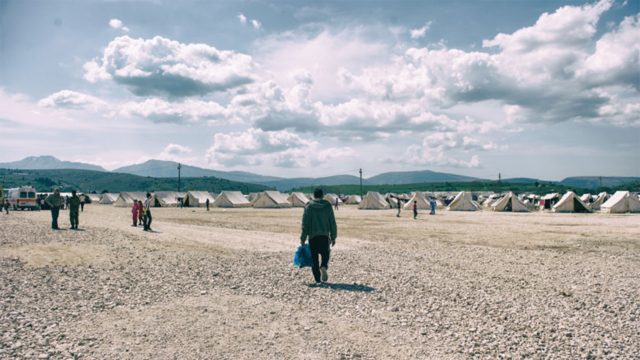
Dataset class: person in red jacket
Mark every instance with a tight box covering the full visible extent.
[131,200,141,226]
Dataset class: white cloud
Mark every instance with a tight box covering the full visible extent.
[337,0,638,127]
[206,127,354,168]
[410,21,431,39]
[237,13,247,25]
[38,90,107,110]
[120,98,227,124]
[238,13,261,29]
[109,18,129,32]
[156,143,198,164]
[83,36,256,97]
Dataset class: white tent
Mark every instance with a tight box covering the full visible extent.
[553,191,591,213]
[358,191,390,210]
[85,194,101,203]
[288,192,309,207]
[491,192,530,212]
[589,192,609,211]
[324,193,342,205]
[600,191,640,213]
[580,193,592,203]
[246,192,260,202]
[344,195,361,204]
[99,193,119,204]
[447,192,480,211]
[184,191,216,207]
[213,191,251,208]
[153,191,186,207]
[114,192,147,207]
[403,192,430,210]
[482,194,501,207]
[541,193,561,209]
[252,191,292,208]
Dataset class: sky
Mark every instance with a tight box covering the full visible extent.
[0,0,638,180]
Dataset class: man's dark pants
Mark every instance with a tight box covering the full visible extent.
[143,210,152,230]
[70,210,79,229]
[51,207,60,229]
[309,235,331,283]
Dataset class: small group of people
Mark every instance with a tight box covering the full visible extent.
[131,193,153,231]
[45,189,81,230]
[395,197,438,219]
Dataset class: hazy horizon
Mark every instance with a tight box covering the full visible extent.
[1,0,638,180]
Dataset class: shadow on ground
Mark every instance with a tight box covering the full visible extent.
[310,283,376,292]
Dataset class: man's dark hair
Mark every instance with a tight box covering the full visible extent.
[146,192,151,197]
[313,188,323,199]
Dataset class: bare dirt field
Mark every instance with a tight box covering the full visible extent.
[1,205,639,359]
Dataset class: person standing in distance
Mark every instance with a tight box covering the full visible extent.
[413,200,418,220]
[46,189,63,230]
[143,193,153,231]
[68,190,81,230]
[300,188,337,285]
[205,197,210,211]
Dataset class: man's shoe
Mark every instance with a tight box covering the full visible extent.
[320,267,329,282]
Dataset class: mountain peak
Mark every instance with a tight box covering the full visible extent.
[0,155,106,172]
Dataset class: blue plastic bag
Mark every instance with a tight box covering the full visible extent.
[293,244,313,268]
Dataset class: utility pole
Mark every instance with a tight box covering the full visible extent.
[359,168,363,199]
[599,176,602,189]
[498,172,502,183]
[177,163,182,192]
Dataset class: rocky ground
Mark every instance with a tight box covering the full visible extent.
[0,205,638,359]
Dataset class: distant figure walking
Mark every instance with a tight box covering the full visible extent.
[143,193,153,231]
[68,190,81,230]
[80,195,85,212]
[138,200,144,224]
[413,200,418,220]
[4,199,9,214]
[334,197,339,210]
[396,197,401,217]
[429,197,436,215]
[46,189,63,230]
[205,198,210,211]
[300,188,337,285]
[131,200,141,226]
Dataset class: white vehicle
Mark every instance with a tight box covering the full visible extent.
[6,186,39,210]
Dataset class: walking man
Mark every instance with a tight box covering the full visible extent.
[396,197,401,217]
[429,197,436,215]
[300,188,337,285]
[68,190,81,230]
[80,195,85,212]
[4,199,9,214]
[143,193,153,231]
[205,198,210,211]
[46,189,63,230]
[413,200,418,220]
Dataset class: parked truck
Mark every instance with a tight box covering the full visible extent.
[5,186,39,210]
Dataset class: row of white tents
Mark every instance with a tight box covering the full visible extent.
[90,189,640,214]
[357,190,640,214]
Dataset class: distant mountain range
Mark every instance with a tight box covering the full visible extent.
[0,156,106,172]
[113,160,283,184]
[559,176,640,190]
[1,156,638,191]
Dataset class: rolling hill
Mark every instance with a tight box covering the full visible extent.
[113,160,282,184]
[560,176,640,190]
[0,169,270,194]
[367,169,479,185]
[0,156,106,172]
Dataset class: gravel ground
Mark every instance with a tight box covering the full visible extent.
[0,205,638,359]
